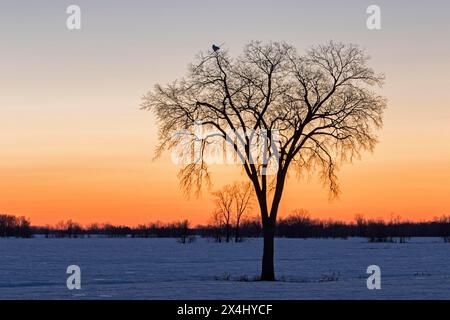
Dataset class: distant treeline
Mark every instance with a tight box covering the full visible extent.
[199,214,450,243]
[281,215,450,243]
[34,219,194,243]
[2,213,450,242]
[0,214,32,238]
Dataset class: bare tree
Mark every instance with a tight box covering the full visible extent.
[142,41,386,280]
[212,185,234,242]
[211,181,254,243]
[209,210,224,242]
[231,182,254,242]
[176,219,193,244]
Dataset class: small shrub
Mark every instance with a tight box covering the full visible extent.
[319,271,340,282]
[214,273,231,281]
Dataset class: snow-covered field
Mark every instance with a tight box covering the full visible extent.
[0,237,449,299]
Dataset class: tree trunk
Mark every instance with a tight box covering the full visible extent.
[260,220,275,281]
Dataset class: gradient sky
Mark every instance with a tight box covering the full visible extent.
[1,0,449,226]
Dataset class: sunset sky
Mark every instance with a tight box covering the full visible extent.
[1,0,449,226]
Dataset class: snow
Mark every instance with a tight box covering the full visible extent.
[1,237,449,299]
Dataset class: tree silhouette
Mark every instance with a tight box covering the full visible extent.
[231,182,253,242]
[211,181,254,243]
[142,41,386,280]
[209,209,224,242]
[212,185,234,242]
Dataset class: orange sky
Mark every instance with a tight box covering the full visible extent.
[1,1,449,226]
